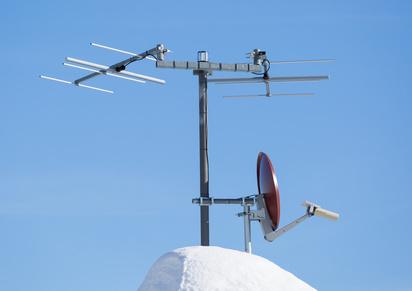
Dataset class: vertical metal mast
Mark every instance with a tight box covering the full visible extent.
[157,51,261,246]
[197,51,209,246]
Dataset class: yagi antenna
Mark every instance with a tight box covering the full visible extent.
[40,43,169,93]
[212,49,332,98]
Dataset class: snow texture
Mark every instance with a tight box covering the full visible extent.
[138,246,315,291]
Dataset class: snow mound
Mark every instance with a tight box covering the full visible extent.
[138,246,315,291]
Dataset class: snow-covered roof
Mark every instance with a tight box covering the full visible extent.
[138,246,315,291]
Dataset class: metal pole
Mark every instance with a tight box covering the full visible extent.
[243,204,252,254]
[198,51,209,246]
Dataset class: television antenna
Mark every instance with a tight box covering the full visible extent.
[209,49,333,98]
[40,43,169,93]
[41,43,335,248]
[193,152,339,254]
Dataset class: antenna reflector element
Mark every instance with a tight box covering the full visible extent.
[40,75,72,84]
[91,42,138,56]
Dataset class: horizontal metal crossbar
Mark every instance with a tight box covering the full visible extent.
[223,93,315,98]
[208,75,329,84]
[156,61,261,72]
[192,197,256,205]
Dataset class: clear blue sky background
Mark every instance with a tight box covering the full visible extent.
[1,1,411,290]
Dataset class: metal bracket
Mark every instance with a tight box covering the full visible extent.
[157,60,261,73]
[192,196,257,206]
[237,209,264,220]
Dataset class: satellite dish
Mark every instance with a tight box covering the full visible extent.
[193,151,339,252]
[256,152,280,237]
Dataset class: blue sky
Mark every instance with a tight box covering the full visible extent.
[1,0,411,290]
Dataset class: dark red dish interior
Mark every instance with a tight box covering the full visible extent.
[257,152,280,230]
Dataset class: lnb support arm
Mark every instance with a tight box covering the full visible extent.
[264,201,339,242]
[264,212,311,242]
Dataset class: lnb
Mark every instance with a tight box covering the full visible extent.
[304,201,340,221]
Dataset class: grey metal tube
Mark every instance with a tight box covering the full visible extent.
[264,213,310,242]
[199,70,209,246]
[244,204,252,254]
[192,197,256,205]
